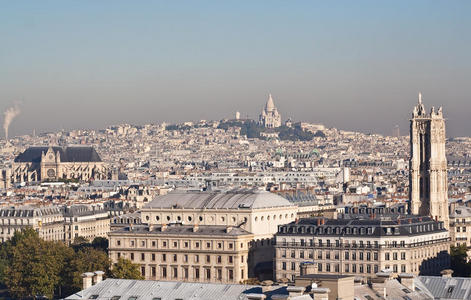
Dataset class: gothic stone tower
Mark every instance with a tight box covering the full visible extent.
[409,93,449,228]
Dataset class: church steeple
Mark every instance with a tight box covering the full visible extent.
[409,94,449,228]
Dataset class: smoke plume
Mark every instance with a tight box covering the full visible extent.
[3,104,21,141]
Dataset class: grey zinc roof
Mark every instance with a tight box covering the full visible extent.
[416,276,471,300]
[144,189,294,210]
[66,279,263,300]
[450,206,471,218]
[112,224,253,237]
[14,146,102,163]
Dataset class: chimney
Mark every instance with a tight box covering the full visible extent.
[300,262,317,276]
[193,224,199,232]
[94,271,105,284]
[226,226,233,233]
[161,224,168,231]
[398,273,415,291]
[317,219,321,226]
[82,272,94,290]
[371,272,391,298]
[246,294,266,300]
[287,286,305,297]
[311,288,330,300]
[441,269,453,278]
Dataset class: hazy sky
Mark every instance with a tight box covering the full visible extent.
[1,1,470,138]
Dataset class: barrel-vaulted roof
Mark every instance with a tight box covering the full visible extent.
[144,189,294,210]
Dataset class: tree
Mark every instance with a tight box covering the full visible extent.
[450,245,471,277]
[91,237,109,252]
[110,258,143,280]
[62,248,110,295]
[4,228,70,299]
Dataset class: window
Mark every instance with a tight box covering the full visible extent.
[282,262,286,270]
[195,255,199,263]
[162,254,166,262]
[117,240,121,246]
[393,252,398,260]
[141,253,145,261]
[217,256,222,263]
[217,268,222,280]
[229,243,233,249]
[162,266,167,278]
[385,253,390,260]
[345,251,349,260]
[228,256,233,263]
[152,253,155,261]
[367,252,371,261]
[318,251,322,259]
[374,252,378,261]
[206,255,211,263]
[291,251,296,258]
[318,263,323,272]
[130,253,134,260]
[152,266,156,277]
[111,297,121,300]
[195,268,200,279]
[173,267,178,278]
[401,252,406,260]
[359,252,364,260]
[173,254,177,262]
[326,264,330,272]
[152,241,156,247]
[206,268,211,279]
[141,266,145,276]
[229,269,234,280]
[128,297,138,300]
[195,242,200,248]
[291,262,296,270]
[206,242,211,248]
[89,296,99,299]
[173,241,177,247]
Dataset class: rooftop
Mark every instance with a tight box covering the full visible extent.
[14,146,102,163]
[144,189,294,210]
[111,223,253,237]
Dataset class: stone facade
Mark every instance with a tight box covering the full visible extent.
[259,94,281,128]
[0,205,111,244]
[108,224,253,284]
[274,216,450,282]
[111,189,298,281]
[409,94,449,228]
[11,146,108,183]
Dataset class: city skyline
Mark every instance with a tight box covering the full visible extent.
[1,1,470,138]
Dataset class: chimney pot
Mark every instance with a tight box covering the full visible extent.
[94,270,105,284]
[82,272,94,290]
